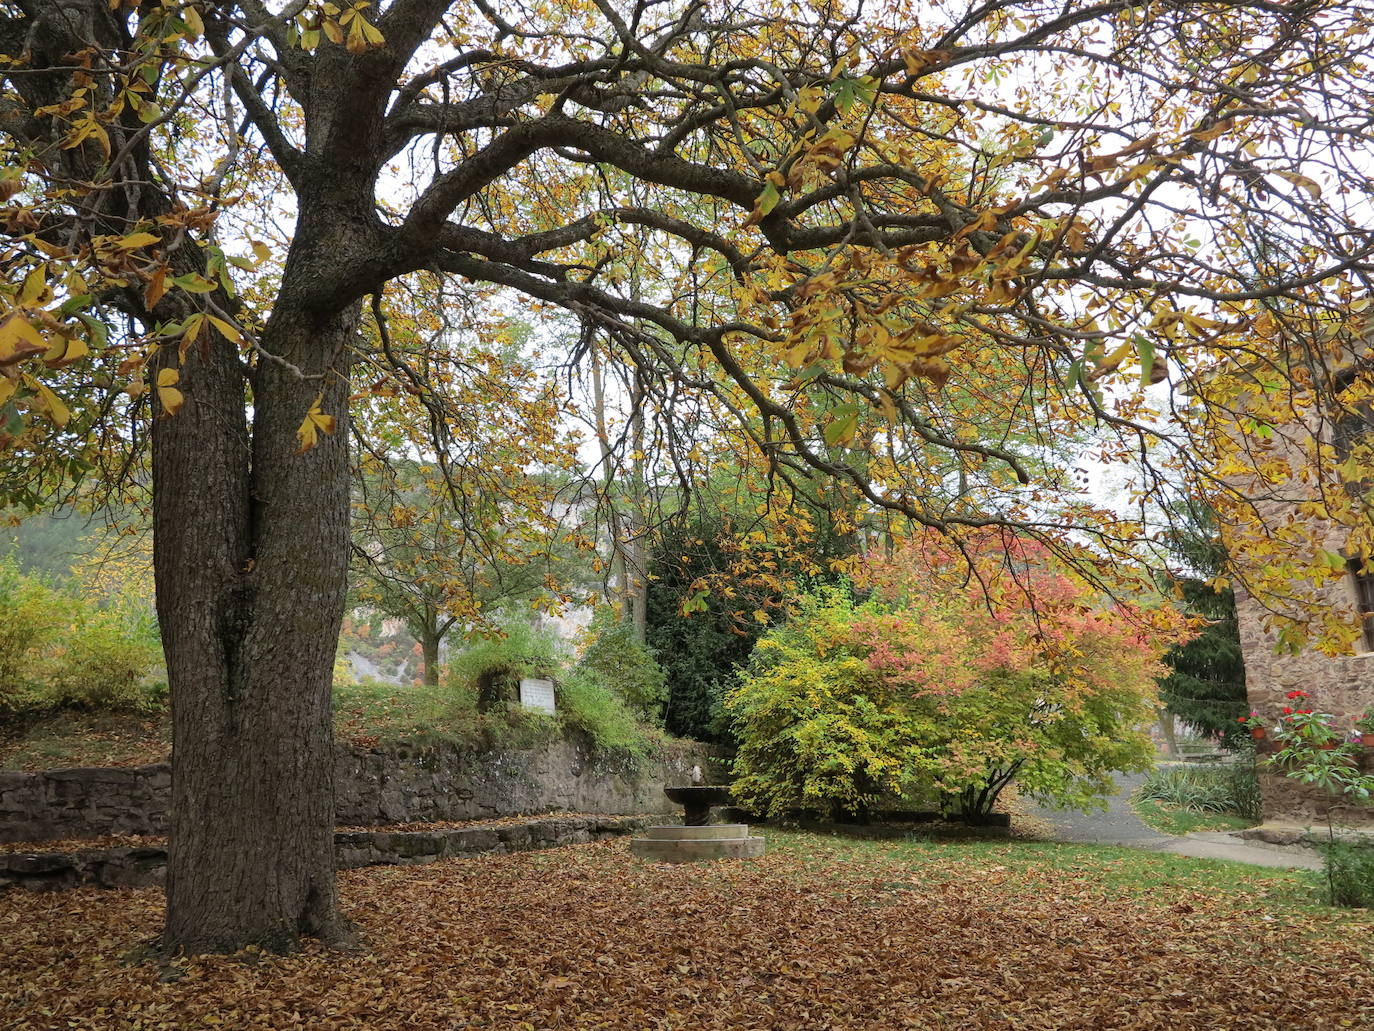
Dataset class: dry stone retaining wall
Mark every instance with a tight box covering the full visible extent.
[1,736,719,844]
[1,815,648,892]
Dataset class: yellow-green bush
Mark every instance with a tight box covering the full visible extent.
[0,556,163,716]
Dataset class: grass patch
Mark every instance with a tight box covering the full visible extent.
[0,710,170,771]
[763,830,1330,919]
[1132,796,1260,836]
[330,678,462,749]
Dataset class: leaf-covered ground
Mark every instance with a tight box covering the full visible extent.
[0,813,632,855]
[3,832,1371,1030]
[0,712,169,772]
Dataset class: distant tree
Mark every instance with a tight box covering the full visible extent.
[646,518,758,742]
[1158,505,1248,750]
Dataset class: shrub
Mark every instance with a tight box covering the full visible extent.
[576,613,667,722]
[1315,838,1374,908]
[43,595,163,711]
[436,615,651,759]
[1138,762,1262,820]
[557,667,651,760]
[0,555,66,712]
[729,537,1175,822]
[444,617,563,711]
[0,558,163,716]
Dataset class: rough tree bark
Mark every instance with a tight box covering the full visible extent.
[155,298,357,952]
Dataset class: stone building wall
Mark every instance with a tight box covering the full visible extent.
[1235,581,1374,824]
[1223,337,1374,827]
[0,735,721,844]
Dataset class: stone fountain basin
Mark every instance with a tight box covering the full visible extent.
[663,786,732,807]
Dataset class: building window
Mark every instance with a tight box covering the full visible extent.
[1348,558,1374,653]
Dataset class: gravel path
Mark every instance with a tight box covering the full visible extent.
[1024,771,1169,847]
[1025,770,1323,870]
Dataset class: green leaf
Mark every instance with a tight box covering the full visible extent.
[1135,333,1156,386]
[58,294,93,317]
[757,180,781,218]
[172,273,216,294]
[1067,358,1084,392]
[824,411,859,446]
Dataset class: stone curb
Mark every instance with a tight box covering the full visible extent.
[0,815,648,893]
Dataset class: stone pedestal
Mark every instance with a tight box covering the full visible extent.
[629,823,765,863]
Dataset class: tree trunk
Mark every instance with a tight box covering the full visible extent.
[1157,707,1180,760]
[157,300,357,954]
[420,609,441,687]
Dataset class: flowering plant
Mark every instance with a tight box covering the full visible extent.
[1237,711,1266,732]
[1353,710,1374,733]
[1268,696,1370,799]
[1271,691,1342,744]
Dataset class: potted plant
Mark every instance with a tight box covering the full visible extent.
[1238,711,1267,739]
[1275,696,1342,750]
[1354,710,1374,748]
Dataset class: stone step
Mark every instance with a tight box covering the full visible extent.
[641,824,751,840]
[629,835,766,863]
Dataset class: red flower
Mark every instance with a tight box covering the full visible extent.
[1283,707,1293,715]
[1286,690,1308,700]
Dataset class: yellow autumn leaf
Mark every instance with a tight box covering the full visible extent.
[296,397,338,454]
[42,334,89,369]
[346,16,369,52]
[116,231,161,251]
[0,313,48,368]
[18,265,47,307]
[32,380,70,426]
[157,367,184,416]
[180,3,204,38]
[207,315,245,345]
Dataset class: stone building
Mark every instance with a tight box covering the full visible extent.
[1223,334,1374,827]
[1234,582,1374,826]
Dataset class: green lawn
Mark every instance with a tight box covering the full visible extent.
[765,829,1338,922]
[1132,796,1260,836]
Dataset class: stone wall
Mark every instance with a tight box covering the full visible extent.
[1,815,648,892]
[1238,587,1374,825]
[1222,337,1374,827]
[1,736,721,844]
[0,764,172,844]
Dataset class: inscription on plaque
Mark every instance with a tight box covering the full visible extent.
[518,677,556,714]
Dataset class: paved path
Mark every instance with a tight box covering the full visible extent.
[1025,770,1322,871]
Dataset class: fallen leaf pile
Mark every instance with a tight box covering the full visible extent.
[3,835,1371,1029]
[1,813,646,856]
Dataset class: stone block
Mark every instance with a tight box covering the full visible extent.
[643,824,750,840]
[497,825,532,850]
[450,828,500,853]
[629,834,765,863]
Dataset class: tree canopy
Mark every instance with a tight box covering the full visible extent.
[2,0,1372,954]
